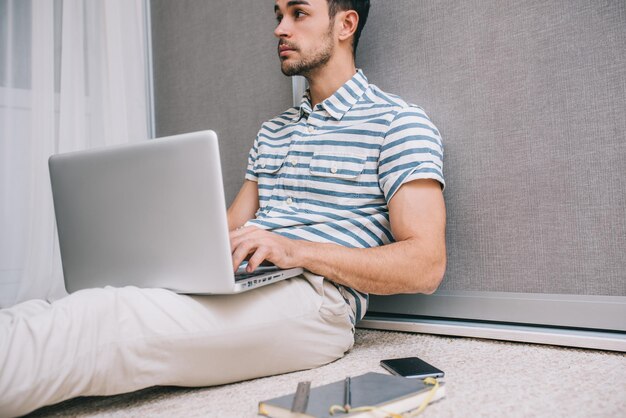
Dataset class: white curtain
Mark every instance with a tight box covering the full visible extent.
[0,0,151,307]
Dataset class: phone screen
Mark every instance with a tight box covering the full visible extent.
[380,357,444,379]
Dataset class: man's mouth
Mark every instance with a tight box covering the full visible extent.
[278,43,297,58]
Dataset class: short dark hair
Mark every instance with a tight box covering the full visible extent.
[327,0,370,56]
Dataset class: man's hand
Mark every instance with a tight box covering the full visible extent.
[230,226,300,273]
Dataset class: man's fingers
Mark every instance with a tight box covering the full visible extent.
[231,240,254,272]
[229,226,260,253]
[229,227,286,272]
[246,246,270,272]
[229,229,243,251]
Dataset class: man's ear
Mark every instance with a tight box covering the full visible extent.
[337,10,359,42]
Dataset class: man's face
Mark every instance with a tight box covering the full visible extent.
[274,0,335,77]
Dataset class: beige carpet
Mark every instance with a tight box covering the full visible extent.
[27,329,626,417]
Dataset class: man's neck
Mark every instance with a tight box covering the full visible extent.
[306,60,357,108]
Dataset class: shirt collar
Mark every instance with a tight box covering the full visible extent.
[298,69,369,121]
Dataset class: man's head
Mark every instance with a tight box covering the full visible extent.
[274,0,370,78]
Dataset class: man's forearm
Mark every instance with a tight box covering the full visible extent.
[227,180,259,231]
[295,239,446,295]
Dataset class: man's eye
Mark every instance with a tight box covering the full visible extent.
[294,10,306,18]
[275,14,283,23]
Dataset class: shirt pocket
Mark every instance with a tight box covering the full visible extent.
[309,152,366,180]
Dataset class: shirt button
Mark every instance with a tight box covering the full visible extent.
[307,126,314,133]
[290,157,297,166]
[330,166,338,174]
[286,197,293,205]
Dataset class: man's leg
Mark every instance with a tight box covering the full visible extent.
[0,274,354,417]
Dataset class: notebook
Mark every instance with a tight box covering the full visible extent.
[258,372,445,417]
[48,130,303,294]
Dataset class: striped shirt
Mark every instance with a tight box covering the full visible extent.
[244,69,445,324]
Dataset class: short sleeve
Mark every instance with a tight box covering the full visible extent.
[244,132,260,182]
[378,106,445,202]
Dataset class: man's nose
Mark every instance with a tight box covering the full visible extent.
[274,18,291,38]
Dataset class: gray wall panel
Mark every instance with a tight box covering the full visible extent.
[150,0,626,334]
[150,0,292,205]
[358,0,626,296]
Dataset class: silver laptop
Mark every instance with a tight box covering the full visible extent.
[48,130,303,294]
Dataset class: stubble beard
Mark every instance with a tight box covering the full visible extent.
[280,26,334,77]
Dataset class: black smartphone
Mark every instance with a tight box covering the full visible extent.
[380,357,444,379]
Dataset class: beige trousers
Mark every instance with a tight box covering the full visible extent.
[0,273,354,417]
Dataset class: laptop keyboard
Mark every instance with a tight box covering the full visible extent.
[234,266,280,282]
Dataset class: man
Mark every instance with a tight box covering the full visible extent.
[0,0,446,416]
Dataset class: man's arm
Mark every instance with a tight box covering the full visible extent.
[230,179,446,295]
[226,180,259,231]
[299,179,446,294]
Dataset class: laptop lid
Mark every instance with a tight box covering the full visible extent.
[48,130,300,294]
